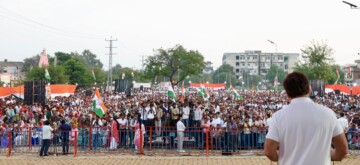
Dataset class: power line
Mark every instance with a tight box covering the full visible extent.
[105,37,117,92]
[0,5,104,39]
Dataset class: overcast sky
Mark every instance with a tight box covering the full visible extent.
[1,0,360,70]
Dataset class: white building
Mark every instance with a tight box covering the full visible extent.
[0,59,24,85]
[222,50,299,78]
[202,61,214,74]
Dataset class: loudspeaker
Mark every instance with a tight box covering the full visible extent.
[24,80,46,106]
[125,87,131,96]
[115,79,132,92]
[140,85,144,91]
[335,90,340,95]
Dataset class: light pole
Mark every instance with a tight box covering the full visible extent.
[343,1,359,9]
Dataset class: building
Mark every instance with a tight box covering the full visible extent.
[0,59,24,85]
[222,50,299,79]
[202,61,214,74]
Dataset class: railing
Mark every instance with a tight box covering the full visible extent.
[1,127,359,157]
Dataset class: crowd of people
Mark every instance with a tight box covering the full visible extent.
[0,85,359,155]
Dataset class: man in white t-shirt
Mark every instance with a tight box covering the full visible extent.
[182,104,190,127]
[265,72,348,164]
[39,120,53,157]
[337,112,348,133]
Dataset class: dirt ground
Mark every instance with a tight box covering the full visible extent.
[1,155,360,165]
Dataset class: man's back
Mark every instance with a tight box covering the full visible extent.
[266,97,343,165]
[60,124,71,139]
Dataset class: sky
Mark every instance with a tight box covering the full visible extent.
[1,0,360,70]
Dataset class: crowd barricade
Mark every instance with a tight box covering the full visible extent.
[3,128,76,156]
[2,126,360,157]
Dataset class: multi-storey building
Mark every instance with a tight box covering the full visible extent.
[202,61,214,74]
[222,50,299,79]
[0,59,24,85]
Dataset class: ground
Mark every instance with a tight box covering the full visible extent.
[1,155,360,165]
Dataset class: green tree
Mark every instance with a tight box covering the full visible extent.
[22,55,40,72]
[79,50,103,69]
[294,40,334,83]
[266,65,286,84]
[25,65,69,84]
[92,68,107,85]
[63,59,92,85]
[54,52,72,66]
[212,64,237,86]
[145,45,206,87]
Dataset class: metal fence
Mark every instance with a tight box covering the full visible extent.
[0,127,359,157]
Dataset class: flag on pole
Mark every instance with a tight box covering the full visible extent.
[168,85,177,101]
[92,70,96,81]
[181,82,186,103]
[274,75,278,91]
[233,89,242,100]
[197,82,205,96]
[200,83,207,97]
[227,84,233,92]
[45,68,51,80]
[334,68,340,84]
[92,88,107,117]
[122,72,125,79]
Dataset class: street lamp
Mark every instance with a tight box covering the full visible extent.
[342,1,359,9]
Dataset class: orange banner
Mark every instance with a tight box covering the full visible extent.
[190,83,226,89]
[325,84,360,95]
[0,84,77,98]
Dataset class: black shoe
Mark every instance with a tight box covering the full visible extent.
[44,154,50,156]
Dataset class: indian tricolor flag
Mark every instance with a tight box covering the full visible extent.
[92,70,96,81]
[181,82,186,103]
[233,88,243,100]
[93,88,107,117]
[168,85,177,101]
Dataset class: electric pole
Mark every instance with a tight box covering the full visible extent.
[106,37,117,92]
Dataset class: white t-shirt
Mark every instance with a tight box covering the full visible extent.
[42,125,53,140]
[337,117,348,131]
[182,106,190,119]
[266,97,343,165]
[177,120,186,132]
[117,118,128,129]
[211,117,223,127]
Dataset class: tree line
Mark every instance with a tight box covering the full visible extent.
[21,41,345,88]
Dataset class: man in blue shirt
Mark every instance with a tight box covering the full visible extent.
[59,120,71,155]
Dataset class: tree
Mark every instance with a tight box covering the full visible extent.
[22,55,40,72]
[92,68,107,85]
[63,59,92,85]
[25,65,69,84]
[54,52,72,66]
[79,50,103,69]
[145,45,206,87]
[294,40,335,84]
[266,65,286,84]
[212,64,236,86]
